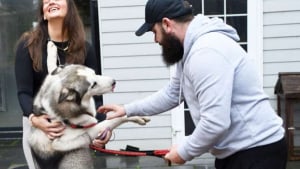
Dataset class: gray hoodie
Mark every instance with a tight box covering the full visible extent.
[125,15,284,160]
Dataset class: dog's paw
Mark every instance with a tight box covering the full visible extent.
[127,116,150,125]
[140,116,151,123]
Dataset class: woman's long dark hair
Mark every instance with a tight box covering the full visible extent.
[19,0,86,71]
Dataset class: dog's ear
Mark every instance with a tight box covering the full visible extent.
[51,65,65,75]
[58,88,81,105]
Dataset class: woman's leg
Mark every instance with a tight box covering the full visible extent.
[22,116,38,169]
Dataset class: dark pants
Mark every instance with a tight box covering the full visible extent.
[215,137,287,169]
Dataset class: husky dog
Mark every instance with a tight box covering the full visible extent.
[28,42,150,169]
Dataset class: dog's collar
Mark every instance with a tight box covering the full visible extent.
[63,120,97,129]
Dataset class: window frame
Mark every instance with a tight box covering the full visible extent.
[0,76,6,112]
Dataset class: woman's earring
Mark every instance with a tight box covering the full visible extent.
[44,16,47,20]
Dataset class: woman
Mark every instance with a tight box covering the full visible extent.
[15,0,109,168]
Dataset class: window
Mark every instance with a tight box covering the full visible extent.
[0,0,36,127]
[187,0,248,51]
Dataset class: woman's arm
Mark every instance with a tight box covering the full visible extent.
[15,39,65,139]
[15,39,34,117]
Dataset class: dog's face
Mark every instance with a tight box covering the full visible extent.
[53,65,115,106]
[77,67,116,97]
[33,64,116,120]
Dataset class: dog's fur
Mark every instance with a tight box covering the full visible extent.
[28,42,150,169]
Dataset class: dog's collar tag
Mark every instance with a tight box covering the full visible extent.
[63,120,97,129]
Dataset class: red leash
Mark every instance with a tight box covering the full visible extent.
[91,128,171,165]
[90,145,171,166]
[90,145,169,157]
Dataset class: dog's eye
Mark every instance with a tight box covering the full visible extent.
[91,82,97,89]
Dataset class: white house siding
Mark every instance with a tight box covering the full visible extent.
[98,0,172,150]
[263,0,300,148]
[263,0,300,109]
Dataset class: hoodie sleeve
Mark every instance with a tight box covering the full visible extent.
[178,48,234,161]
[124,64,183,116]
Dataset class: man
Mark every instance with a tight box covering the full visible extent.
[99,0,287,168]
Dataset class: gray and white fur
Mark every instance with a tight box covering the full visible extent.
[28,41,150,169]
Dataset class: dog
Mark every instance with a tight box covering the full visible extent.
[28,42,150,169]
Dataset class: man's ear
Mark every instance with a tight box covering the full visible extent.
[161,17,172,33]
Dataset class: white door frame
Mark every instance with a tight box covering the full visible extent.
[248,0,264,82]
[171,0,264,143]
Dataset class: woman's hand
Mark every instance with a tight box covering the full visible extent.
[92,128,112,148]
[97,104,126,120]
[164,145,186,165]
[30,114,65,140]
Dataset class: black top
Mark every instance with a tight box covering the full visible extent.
[15,40,105,121]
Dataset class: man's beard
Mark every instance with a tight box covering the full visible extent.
[161,29,184,66]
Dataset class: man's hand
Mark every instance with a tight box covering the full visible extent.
[97,104,126,120]
[164,145,186,165]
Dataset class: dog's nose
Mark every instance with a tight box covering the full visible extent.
[111,80,116,92]
[112,80,116,86]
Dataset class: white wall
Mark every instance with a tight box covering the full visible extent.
[263,0,300,150]
[263,0,300,109]
[98,0,172,150]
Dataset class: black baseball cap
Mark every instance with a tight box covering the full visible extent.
[135,0,193,36]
